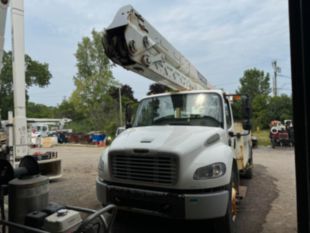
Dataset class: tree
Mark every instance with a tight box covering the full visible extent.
[237,68,271,102]
[70,30,117,134]
[252,95,270,129]
[0,51,52,119]
[54,98,83,121]
[27,102,55,118]
[147,83,172,95]
[267,95,293,123]
[235,68,271,129]
[109,84,137,102]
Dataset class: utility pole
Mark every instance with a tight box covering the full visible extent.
[272,60,281,97]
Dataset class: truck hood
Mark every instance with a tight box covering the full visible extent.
[110,126,225,155]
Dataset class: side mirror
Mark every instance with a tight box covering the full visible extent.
[125,104,132,128]
[242,96,251,119]
[242,119,252,131]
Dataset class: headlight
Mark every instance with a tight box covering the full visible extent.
[193,162,226,180]
[98,149,108,181]
[98,160,104,181]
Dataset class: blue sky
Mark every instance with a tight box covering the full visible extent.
[4,0,291,106]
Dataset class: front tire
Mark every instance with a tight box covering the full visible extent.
[213,169,238,233]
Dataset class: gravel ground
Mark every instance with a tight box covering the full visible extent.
[37,145,296,233]
[31,145,104,209]
[237,146,297,233]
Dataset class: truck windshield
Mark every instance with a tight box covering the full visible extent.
[133,93,223,127]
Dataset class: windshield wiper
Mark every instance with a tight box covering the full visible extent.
[168,122,191,125]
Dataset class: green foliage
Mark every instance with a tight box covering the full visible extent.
[147,83,172,95]
[252,95,269,129]
[27,102,55,118]
[237,68,271,100]
[50,30,139,135]
[54,98,83,121]
[252,130,270,146]
[235,68,292,130]
[236,68,270,129]
[69,30,118,134]
[0,51,52,119]
[109,84,137,102]
[267,95,292,122]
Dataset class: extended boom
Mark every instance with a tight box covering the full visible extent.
[103,5,212,91]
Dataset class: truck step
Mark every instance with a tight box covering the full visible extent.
[238,185,247,199]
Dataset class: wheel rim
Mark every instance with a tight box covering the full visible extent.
[231,185,238,221]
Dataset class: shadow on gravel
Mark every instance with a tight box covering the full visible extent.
[236,164,279,233]
[111,164,278,233]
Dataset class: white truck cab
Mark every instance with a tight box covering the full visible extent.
[97,90,252,232]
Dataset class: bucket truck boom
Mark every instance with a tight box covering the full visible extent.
[103,5,213,91]
[0,0,28,161]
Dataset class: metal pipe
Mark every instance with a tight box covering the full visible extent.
[0,219,49,233]
[75,204,117,233]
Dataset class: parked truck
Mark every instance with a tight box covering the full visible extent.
[0,0,62,180]
[96,5,253,233]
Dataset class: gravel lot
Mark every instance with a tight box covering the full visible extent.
[36,145,296,233]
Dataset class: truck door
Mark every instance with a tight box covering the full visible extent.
[224,99,235,148]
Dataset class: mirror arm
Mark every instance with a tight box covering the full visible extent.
[229,130,251,138]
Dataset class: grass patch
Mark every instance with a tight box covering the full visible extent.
[252,129,270,147]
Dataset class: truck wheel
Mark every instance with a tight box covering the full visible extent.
[243,162,253,179]
[213,170,238,233]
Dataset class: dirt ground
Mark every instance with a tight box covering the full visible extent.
[36,145,296,233]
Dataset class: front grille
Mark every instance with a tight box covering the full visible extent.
[110,152,178,185]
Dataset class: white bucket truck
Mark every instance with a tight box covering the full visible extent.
[96,5,253,233]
